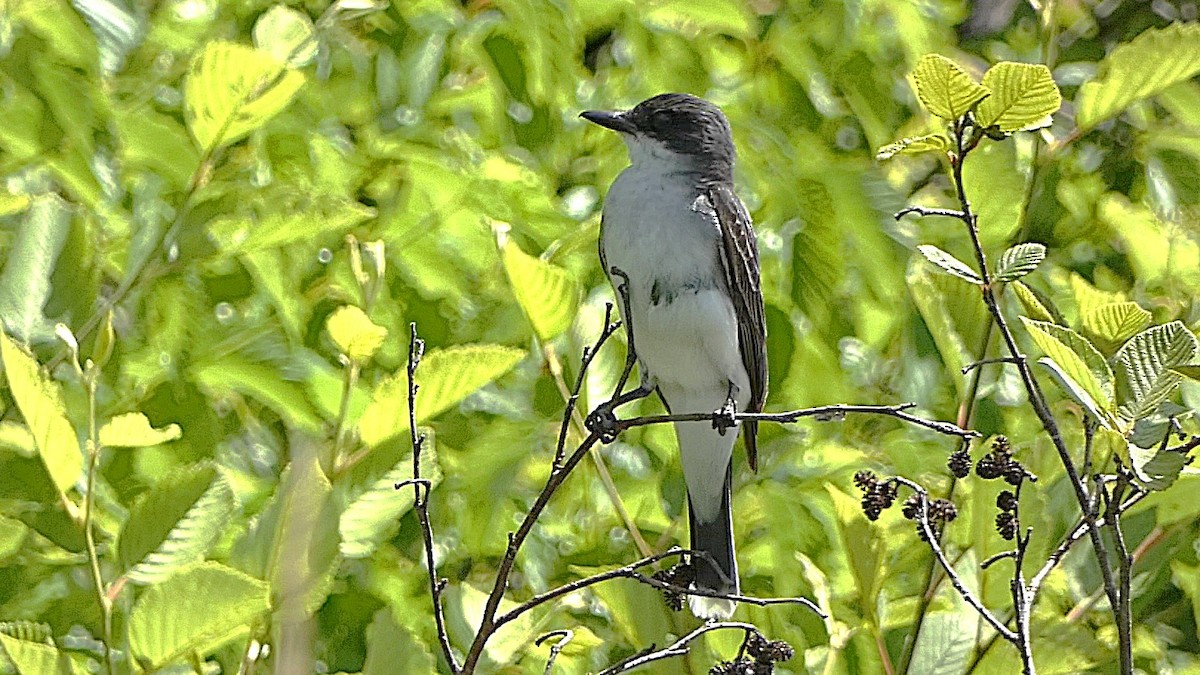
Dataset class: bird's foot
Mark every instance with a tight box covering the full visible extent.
[585,403,621,444]
[713,396,738,436]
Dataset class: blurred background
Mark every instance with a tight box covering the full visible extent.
[1,0,1199,673]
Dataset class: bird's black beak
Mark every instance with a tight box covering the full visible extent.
[580,110,636,134]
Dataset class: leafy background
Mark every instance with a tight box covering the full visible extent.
[0,0,1199,673]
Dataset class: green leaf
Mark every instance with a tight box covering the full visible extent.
[994,242,1046,282]
[909,612,974,675]
[916,245,982,283]
[99,412,182,448]
[340,434,440,559]
[0,633,88,675]
[191,357,324,433]
[1114,321,1199,421]
[1020,317,1115,416]
[0,515,29,561]
[0,333,82,498]
[326,306,388,363]
[974,62,1061,132]
[875,133,950,160]
[1036,357,1113,429]
[1130,442,1188,490]
[499,234,581,342]
[911,54,990,120]
[0,195,71,343]
[128,561,270,670]
[907,262,990,398]
[183,41,305,151]
[252,5,317,67]
[642,0,756,40]
[1081,302,1153,354]
[117,463,236,584]
[357,345,525,447]
[1010,281,1056,323]
[207,195,375,254]
[1077,23,1200,131]
[363,609,435,675]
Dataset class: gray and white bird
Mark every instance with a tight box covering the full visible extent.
[581,93,767,620]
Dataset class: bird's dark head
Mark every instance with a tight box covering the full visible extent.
[581,93,735,180]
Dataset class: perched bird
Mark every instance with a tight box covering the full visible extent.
[581,93,767,620]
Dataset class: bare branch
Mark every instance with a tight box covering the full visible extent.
[597,622,763,674]
[536,630,573,675]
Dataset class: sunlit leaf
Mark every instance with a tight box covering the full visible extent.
[907,262,990,397]
[357,345,525,447]
[1020,317,1114,416]
[1010,281,1056,324]
[128,562,270,670]
[994,242,1046,282]
[363,609,435,675]
[916,245,982,283]
[1037,357,1113,429]
[206,196,375,254]
[1130,442,1188,490]
[1077,23,1200,131]
[0,333,82,498]
[0,633,88,675]
[1114,321,1199,421]
[117,463,236,584]
[909,612,973,675]
[327,306,388,363]
[252,5,316,67]
[1171,364,1200,381]
[499,234,581,342]
[911,54,989,120]
[1081,302,1152,354]
[975,62,1060,132]
[99,412,182,448]
[184,41,305,151]
[875,133,950,160]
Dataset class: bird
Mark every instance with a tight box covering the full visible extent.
[580,93,767,620]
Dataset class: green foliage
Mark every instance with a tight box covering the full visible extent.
[1,1,1199,673]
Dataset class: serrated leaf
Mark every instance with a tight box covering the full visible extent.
[326,306,388,363]
[363,609,436,675]
[1068,272,1127,321]
[184,41,304,151]
[0,195,71,343]
[99,412,181,447]
[207,195,375,254]
[1077,23,1200,131]
[916,245,982,283]
[1011,281,1056,323]
[909,612,973,675]
[975,62,1061,132]
[0,333,82,498]
[500,236,581,342]
[357,345,525,447]
[0,633,88,675]
[128,561,270,670]
[911,54,990,120]
[0,621,51,643]
[1081,302,1152,353]
[876,133,950,160]
[117,463,236,584]
[1021,317,1115,415]
[1114,321,1199,421]
[994,242,1046,281]
[339,434,441,559]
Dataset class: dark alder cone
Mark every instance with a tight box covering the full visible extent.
[901,494,921,520]
[766,640,795,661]
[996,490,1018,512]
[996,511,1017,540]
[1003,463,1029,486]
[652,564,696,611]
[948,448,972,478]
[930,499,958,523]
[854,470,877,491]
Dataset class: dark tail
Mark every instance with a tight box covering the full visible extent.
[687,464,738,618]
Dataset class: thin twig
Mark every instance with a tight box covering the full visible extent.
[404,325,458,673]
[82,370,115,675]
[596,622,763,674]
[536,630,573,675]
[961,357,1022,374]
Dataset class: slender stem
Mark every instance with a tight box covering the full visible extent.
[329,359,359,476]
[82,372,114,675]
[1107,472,1133,674]
[597,622,763,674]
[404,326,458,673]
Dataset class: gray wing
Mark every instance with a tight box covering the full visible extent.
[706,184,767,471]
